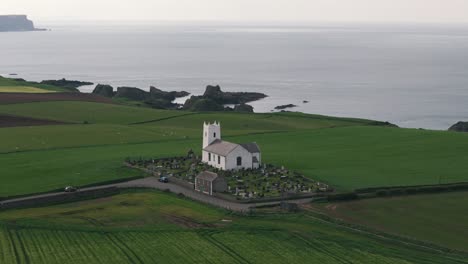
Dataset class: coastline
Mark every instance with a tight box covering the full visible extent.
[1,73,456,130]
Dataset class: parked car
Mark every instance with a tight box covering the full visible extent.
[158,176,169,183]
[64,186,78,192]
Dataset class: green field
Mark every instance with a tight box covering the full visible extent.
[0,190,466,264]
[0,76,68,92]
[1,98,468,262]
[1,101,468,197]
[310,191,468,251]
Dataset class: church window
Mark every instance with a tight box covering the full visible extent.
[214,132,217,138]
[208,153,211,161]
[237,157,242,166]
[218,156,221,164]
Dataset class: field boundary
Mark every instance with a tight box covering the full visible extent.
[128,112,199,125]
[0,175,143,202]
[0,187,120,210]
[326,182,468,202]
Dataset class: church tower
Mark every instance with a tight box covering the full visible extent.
[203,121,221,148]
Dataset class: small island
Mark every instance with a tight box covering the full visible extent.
[0,15,46,32]
[275,104,297,110]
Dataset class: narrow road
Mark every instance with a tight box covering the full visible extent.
[118,177,315,212]
[1,177,314,212]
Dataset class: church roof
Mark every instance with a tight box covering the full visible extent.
[240,142,261,153]
[204,140,261,156]
[203,139,239,156]
[196,171,220,181]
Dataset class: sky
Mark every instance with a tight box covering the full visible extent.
[1,0,468,23]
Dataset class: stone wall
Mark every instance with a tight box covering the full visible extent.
[0,187,120,210]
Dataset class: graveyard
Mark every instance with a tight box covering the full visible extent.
[125,152,330,199]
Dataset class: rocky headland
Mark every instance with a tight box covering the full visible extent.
[41,79,93,92]
[449,121,468,132]
[0,15,45,32]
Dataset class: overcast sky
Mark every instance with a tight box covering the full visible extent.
[2,0,468,23]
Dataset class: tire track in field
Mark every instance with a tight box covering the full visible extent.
[106,233,144,264]
[5,229,21,264]
[6,229,30,264]
[199,230,250,264]
[292,232,353,264]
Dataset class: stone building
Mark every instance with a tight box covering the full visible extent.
[194,171,228,195]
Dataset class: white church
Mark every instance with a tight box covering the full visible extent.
[202,122,261,171]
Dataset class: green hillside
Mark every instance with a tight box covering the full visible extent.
[1,101,468,196]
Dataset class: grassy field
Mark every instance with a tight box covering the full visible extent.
[2,126,468,197]
[235,127,468,190]
[1,100,468,196]
[0,190,466,263]
[0,101,191,124]
[0,86,55,93]
[2,74,468,262]
[0,76,68,92]
[309,191,468,252]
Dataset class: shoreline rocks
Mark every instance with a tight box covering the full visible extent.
[93,85,190,110]
[183,85,266,111]
[92,84,115,98]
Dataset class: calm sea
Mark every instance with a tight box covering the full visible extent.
[1,22,468,130]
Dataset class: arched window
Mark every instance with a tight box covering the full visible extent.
[214,132,217,138]
[237,157,242,166]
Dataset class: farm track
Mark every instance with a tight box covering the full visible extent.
[200,230,250,264]
[106,234,145,264]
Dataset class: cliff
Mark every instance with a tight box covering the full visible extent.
[0,15,45,32]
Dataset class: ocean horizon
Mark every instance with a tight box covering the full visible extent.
[1,21,468,130]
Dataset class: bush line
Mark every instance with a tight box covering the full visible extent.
[327,182,468,202]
